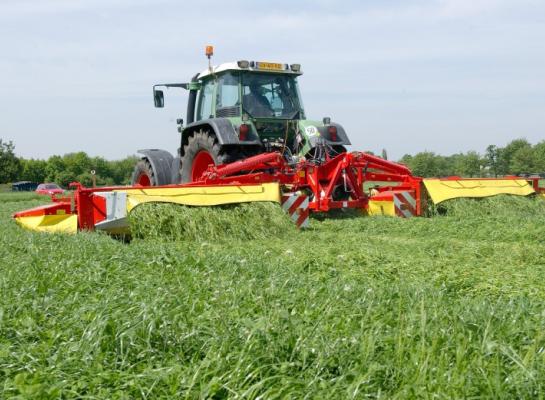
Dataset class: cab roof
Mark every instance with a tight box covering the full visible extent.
[198,61,303,80]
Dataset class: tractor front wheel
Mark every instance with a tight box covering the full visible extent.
[180,130,238,183]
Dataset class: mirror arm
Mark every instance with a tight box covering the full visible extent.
[154,83,187,90]
[153,82,201,91]
[152,82,202,108]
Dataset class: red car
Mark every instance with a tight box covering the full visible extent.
[36,183,64,195]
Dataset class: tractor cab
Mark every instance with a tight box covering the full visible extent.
[196,61,305,121]
[153,60,311,152]
[188,61,309,155]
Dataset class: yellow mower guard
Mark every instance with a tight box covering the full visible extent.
[423,178,536,204]
[15,214,78,234]
[120,182,281,211]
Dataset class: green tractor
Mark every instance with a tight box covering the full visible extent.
[131,50,351,186]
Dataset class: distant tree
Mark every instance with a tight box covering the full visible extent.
[398,138,545,177]
[399,154,413,166]
[44,155,66,183]
[401,151,446,177]
[20,158,48,183]
[510,146,536,175]
[62,152,92,177]
[399,151,483,178]
[90,156,112,179]
[485,145,500,177]
[75,172,114,187]
[55,170,78,188]
[109,156,139,185]
[448,153,465,176]
[500,138,532,175]
[0,139,22,183]
[39,152,137,187]
[460,151,481,177]
[532,141,545,172]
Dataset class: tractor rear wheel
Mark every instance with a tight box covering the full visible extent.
[180,130,239,183]
[131,159,156,186]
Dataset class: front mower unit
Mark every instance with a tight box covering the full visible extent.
[12,151,544,235]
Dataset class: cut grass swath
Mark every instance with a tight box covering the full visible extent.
[129,201,297,242]
[435,194,545,218]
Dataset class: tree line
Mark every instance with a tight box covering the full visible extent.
[1,138,544,185]
[0,139,138,186]
[399,138,545,178]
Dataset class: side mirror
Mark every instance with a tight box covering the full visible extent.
[154,90,164,108]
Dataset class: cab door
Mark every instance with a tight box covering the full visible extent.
[196,78,216,121]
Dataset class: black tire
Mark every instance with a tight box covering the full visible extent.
[131,159,156,186]
[180,129,240,183]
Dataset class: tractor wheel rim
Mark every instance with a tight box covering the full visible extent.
[191,151,214,181]
[136,173,151,186]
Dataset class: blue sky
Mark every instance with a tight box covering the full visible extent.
[1,0,544,160]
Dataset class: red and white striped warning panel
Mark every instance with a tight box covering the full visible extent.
[393,191,417,218]
[281,193,310,228]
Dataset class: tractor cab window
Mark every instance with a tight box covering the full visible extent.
[216,72,241,117]
[242,73,302,119]
[197,79,215,121]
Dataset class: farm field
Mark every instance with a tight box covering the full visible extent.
[1,193,545,398]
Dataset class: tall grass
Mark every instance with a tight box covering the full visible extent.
[0,191,44,202]
[1,192,545,398]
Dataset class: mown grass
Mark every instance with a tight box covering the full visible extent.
[130,202,296,242]
[1,193,545,398]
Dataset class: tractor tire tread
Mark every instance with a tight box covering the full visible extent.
[131,158,156,186]
[180,129,241,183]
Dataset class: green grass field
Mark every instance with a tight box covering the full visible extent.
[1,193,545,399]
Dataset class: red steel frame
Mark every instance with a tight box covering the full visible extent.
[195,151,423,213]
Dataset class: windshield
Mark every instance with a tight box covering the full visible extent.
[242,73,302,119]
[38,184,60,190]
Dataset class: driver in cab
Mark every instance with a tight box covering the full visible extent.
[243,83,274,117]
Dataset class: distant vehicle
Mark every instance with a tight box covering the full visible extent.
[12,181,38,192]
[36,183,64,195]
